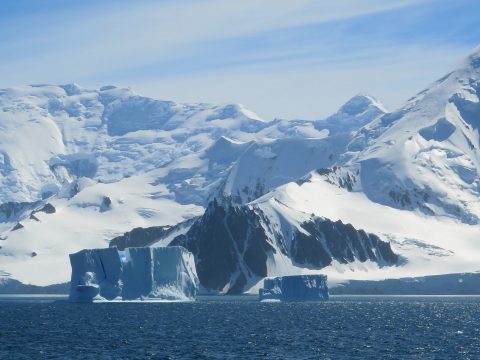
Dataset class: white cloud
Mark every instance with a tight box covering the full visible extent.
[0,0,423,82]
[129,43,472,119]
[1,0,473,119]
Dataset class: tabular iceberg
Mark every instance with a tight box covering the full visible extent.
[259,275,329,301]
[69,246,198,302]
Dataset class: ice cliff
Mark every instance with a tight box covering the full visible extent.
[259,275,329,301]
[69,246,198,302]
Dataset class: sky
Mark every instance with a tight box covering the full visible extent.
[0,0,479,119]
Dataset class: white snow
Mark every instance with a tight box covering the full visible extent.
[345,49,480,223]
[247,173,480,289]
[0,84,375,287]
[2,47,480,292]
[0,171,203,286]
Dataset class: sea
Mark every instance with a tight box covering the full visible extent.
[1,295,479,359]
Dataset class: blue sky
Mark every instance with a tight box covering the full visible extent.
[0,0,479,119]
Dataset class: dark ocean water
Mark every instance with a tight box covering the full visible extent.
[1,295,480,359]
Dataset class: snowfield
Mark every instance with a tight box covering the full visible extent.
[258,173,480,287]
[1,47,480,293]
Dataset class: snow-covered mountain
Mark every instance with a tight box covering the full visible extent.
[344,49,480,224]
[0,83,375,286]
[1,47,480,293]
[170,198,398,294]
[217,94,388,204]
[0,84,261,204]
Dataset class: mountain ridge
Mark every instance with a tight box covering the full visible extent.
[2,47,480,292]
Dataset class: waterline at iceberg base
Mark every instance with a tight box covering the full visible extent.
[69,246,199,302]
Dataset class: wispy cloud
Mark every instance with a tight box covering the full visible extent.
[132,43,471,119]
[0,0,422,76]
[0,0,478,118]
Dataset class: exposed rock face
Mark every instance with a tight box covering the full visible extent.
[0,201,42,223]
[99,196,111,212]
[110,226,171,250]
[11,223,24,231]
[109,218,197,251]
[69,246,198,302]
[0,201,55,231]
[36,203,56,214]
[170,200,398,294]
[291,218,398,268]
[171,200,275,294]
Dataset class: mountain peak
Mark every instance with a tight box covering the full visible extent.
[339,94,387,116]
[467,44,480,59]
[466,45,480,69]
[210,103,264,122]
[312,94,387,136]
[59,83,84,96]
[446,45,480,76]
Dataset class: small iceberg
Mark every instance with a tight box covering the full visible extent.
[69,246,199,302]
[259,275,329,302]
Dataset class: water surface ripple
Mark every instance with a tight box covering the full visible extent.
[0,296,479,359]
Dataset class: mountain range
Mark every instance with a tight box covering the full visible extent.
[1,47,480,293]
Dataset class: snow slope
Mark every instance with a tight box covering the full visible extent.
[0,172,203,285]
[0,84,378,286]
[169,195,398,294]
[161,166,480,293]
[161,48,480,293]
[219,95,387,204]
[345,48,480,224]
[2,47,480,292]
[219,135,350,204]
[0,84,264,204]
[263,172,480,285]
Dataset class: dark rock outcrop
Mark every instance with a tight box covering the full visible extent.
[110,226,171,251]
[171,200,275,293]
[12,223,24,231]
[291,218,398,268]
[99,196,112,212]
[29,203,56,220]
[0,201,42,223]
[37,203,56,214]
[109,218,197,251]
[169,199,398,294]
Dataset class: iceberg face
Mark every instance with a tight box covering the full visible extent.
[69,246,198,302]
[259,275,329,301]
[68,247,122,302]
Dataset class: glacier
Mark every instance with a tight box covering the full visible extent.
[259,275,329,301]
[3,48,480,295]
[69,246,198,302]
